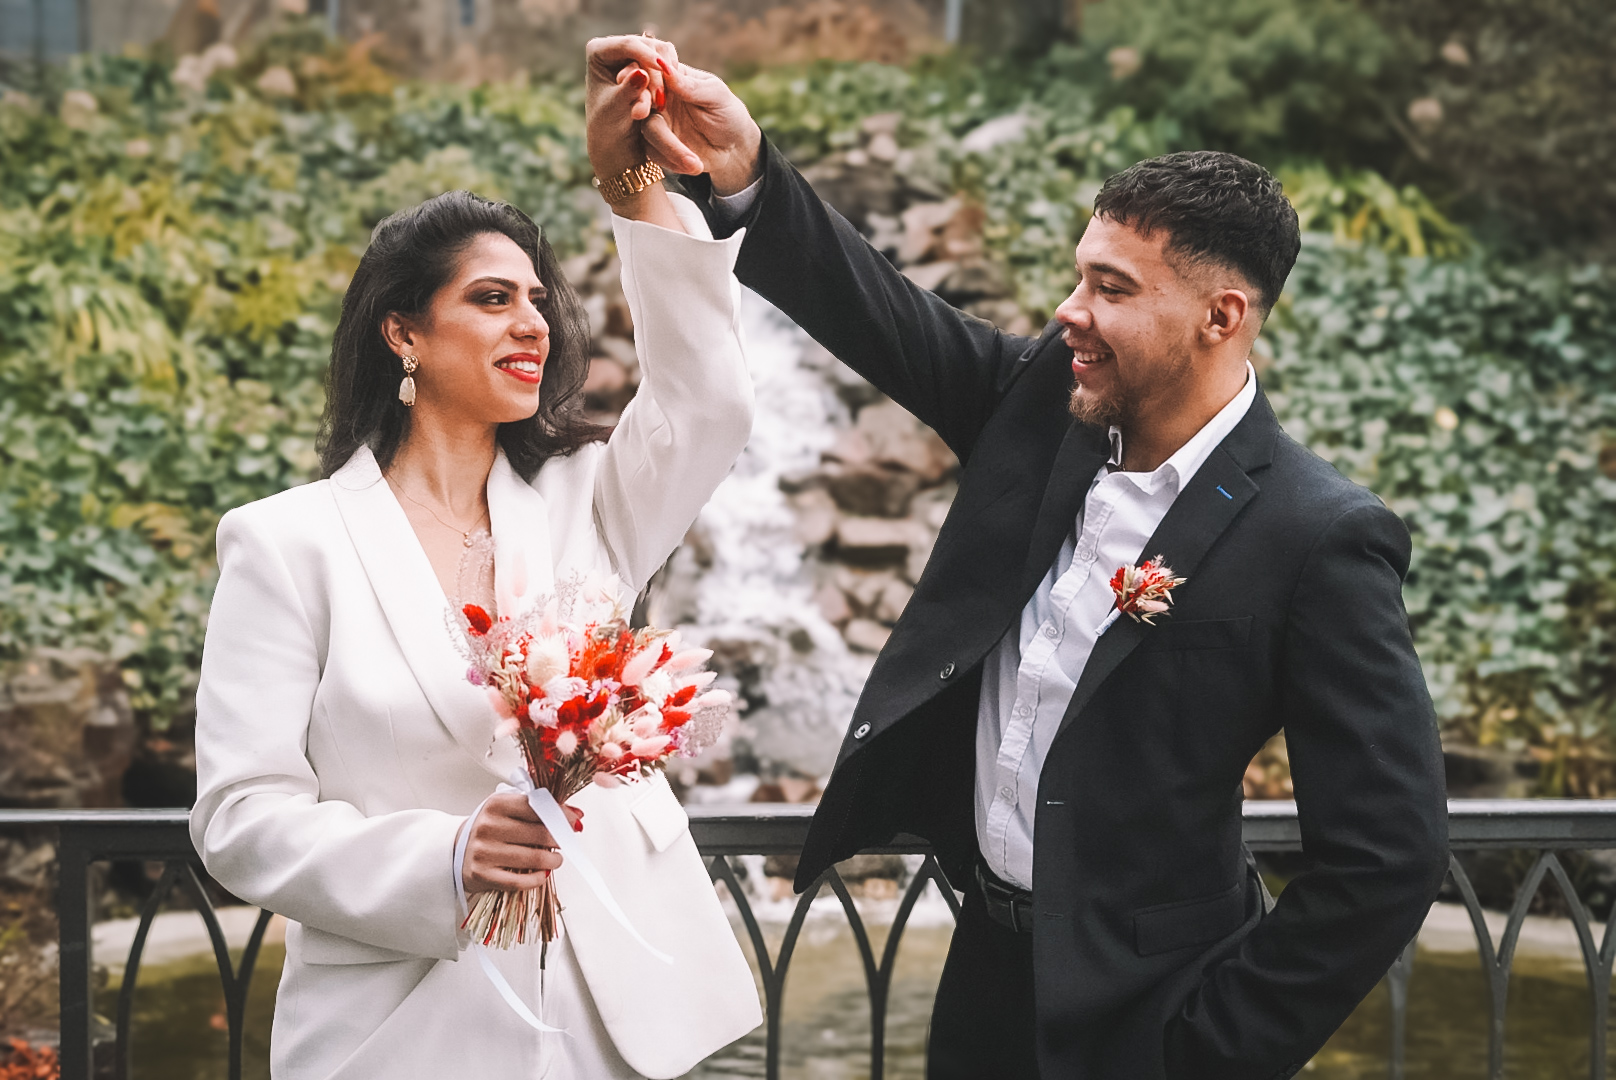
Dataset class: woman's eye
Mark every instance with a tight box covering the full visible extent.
[482,292,508,305]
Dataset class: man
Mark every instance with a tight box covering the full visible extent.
[587,37,1449,1078]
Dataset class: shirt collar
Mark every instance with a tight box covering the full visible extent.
[1106,361,1258,495]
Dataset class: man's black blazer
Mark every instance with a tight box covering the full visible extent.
[685,141,1449,1079]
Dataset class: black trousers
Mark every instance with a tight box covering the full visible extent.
[926,871,1041,1080]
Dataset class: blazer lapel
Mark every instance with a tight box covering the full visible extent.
[328,446,525,780]
[485,452,555,622]
[1018,421,1112,599]
[1055,393,1279,739]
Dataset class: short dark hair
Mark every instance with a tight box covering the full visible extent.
[319,190,606,481]
[1093,151,1301,318]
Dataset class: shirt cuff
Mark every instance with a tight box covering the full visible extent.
[710,176,763,223]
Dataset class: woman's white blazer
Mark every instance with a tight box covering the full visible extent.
[190,196,762,1079]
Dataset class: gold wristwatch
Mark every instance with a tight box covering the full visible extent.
[592,161,667,205]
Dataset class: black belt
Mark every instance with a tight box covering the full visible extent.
[976,862,1035,934]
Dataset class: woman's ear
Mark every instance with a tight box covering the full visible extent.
[380,312,416,357]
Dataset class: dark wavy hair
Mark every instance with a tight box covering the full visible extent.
[1093,151,1301,318]
[318,190,606,481]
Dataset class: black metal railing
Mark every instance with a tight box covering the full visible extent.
[6,800,1616,1080]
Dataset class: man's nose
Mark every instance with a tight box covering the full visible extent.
[1055,291,1091,330]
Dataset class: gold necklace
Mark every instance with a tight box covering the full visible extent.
[389,479,487,548]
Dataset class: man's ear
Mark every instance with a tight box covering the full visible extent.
[1203,289,1252,347]
[380,312,416,357]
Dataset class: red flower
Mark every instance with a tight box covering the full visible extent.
[463,604,493,636]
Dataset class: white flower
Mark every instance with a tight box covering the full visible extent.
[638,670,673,705]
[628,705,664,738]
[542,674,588,702]
[553,730,579,756]
[526,634,569,687]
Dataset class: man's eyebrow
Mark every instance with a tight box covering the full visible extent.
[1078,261,1141,288]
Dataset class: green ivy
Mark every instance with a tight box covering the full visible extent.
[0,31,601,727]
[2,30,1608,749]
[1265,248,1616,744]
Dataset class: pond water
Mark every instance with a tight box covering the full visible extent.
[102,894,1615,1079]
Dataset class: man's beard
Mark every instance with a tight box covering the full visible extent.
[1068,383,1125,427]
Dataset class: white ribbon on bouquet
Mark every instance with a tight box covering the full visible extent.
[453,770,673,1034]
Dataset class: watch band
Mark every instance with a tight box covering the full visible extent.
[592,161,667,205]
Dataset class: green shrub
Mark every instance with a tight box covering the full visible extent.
[1266,248,1616,744]
[0,32,599,727]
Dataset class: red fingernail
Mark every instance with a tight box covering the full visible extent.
[628,67,648,87]
[655,57,673,77]
[653,86,665,111]
[572,819,584,832]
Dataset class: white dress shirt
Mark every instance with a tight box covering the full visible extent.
[977,365,1258,889]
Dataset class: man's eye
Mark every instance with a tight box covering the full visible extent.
[1096,284,1122,296]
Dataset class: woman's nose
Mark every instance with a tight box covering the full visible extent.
[513,299,549,340]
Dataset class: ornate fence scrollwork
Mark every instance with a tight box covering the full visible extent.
[8,799,1616,1080]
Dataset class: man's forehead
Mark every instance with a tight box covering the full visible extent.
[1074,214,1171,275]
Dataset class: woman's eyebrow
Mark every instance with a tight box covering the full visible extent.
[463,276,542,292]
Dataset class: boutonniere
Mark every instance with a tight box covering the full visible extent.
[1097,556,1186,635]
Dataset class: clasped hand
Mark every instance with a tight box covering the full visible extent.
[461,791,585,895]
[584,35,762,198]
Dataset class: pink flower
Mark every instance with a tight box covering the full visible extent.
[630,735,673,758]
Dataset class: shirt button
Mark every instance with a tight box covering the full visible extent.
[854,722,871,739]
[1044,626,1059,639]
[940,662,956,679]
[999,786,1014,799]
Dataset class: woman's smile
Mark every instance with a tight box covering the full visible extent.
[495,352,545,384]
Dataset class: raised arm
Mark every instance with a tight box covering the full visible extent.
[1165,502,1450,1075]
[590,197,753,591]
[589,35,1034,462]
[581,36,754,592]
[689,138,1033,461]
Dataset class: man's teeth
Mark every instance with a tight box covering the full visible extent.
[1073,350,1109,364]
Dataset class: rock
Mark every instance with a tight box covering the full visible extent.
[833,567,897,613]
[874,577,913,623]
[580,292,608,338]
[835,853,906,882]
[901,260,956,293]
[860,111,902,137]
[843,618,892,653]
[898,199,960,264]
[822,462,921,517]
[593,334,639,372]
[814,581,852,625]
[856,400,957,483]
[789,487,839,547]
[937,259,1015,302]
[960,111,1033,155]
[823,428,873,466]
[835,517,928,564]
[866,132,900,164]
[582,356,633,413]
[0,650,135,809]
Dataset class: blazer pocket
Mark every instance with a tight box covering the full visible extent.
[1133,882,1245,957]
[293,921,421,966]
[630,772,690,853]
[1149,616,1252,652]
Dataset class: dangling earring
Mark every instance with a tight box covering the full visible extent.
[399,355,419,406]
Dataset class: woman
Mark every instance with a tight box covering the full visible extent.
[189,38,760,1079]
